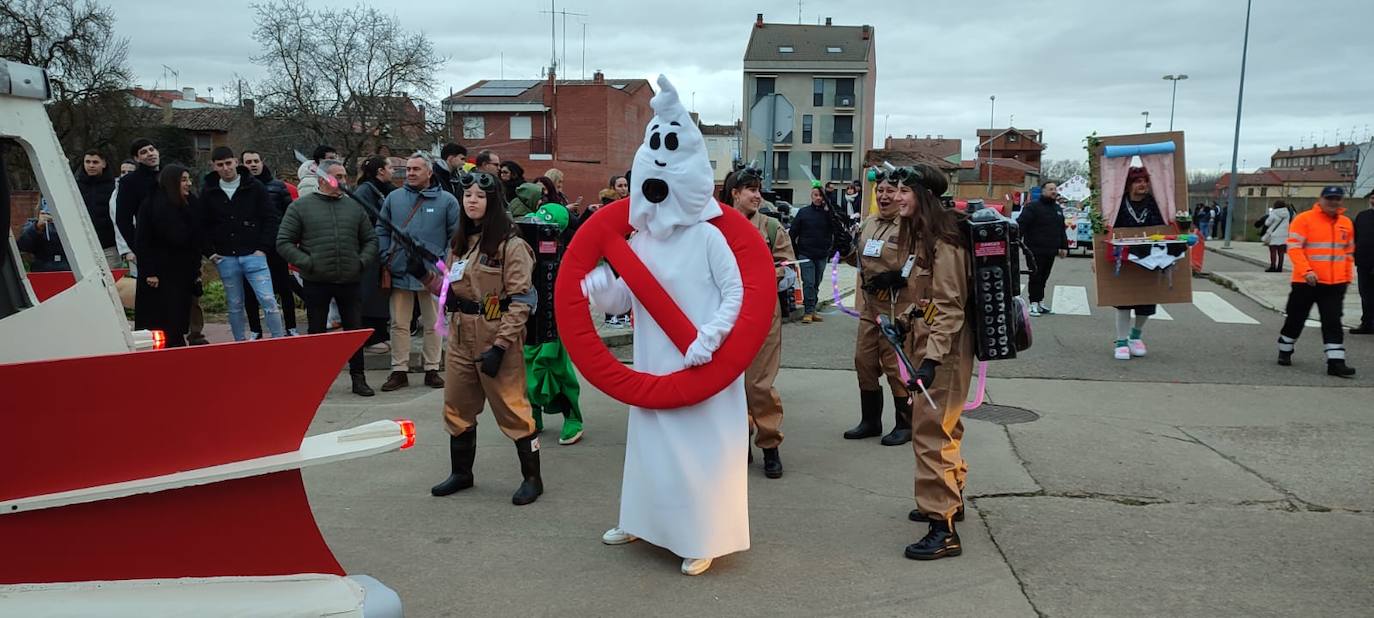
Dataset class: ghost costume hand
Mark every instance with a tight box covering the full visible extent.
[581,265,614,297]
[683,336,715,367]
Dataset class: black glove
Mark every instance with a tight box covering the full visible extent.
[479,345,506,378]
[406,253,428,280]
[912,358,940,390]
[863,270,907,294]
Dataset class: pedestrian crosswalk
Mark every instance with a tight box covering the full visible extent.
[1041,285,1315,327]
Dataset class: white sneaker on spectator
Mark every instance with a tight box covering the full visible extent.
[287,328,299,336]
[1029,304,1043,317]
[248,332,262,341]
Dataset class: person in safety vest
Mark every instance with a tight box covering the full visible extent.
[1277,186,1357,378]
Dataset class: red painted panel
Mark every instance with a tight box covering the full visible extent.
[26,268,127,302]
[0,471,344,584]
[0,330,369,501]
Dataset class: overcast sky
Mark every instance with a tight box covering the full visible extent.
[118,0,1372,173]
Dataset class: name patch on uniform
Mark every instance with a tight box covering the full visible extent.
[448,260,467,282]
[863,238,885,257]
[975,241,1007,257]
[901,255,917,278]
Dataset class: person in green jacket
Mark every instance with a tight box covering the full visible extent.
[276,160,380,396]
[520,203,585,445]
[508,182,546,217]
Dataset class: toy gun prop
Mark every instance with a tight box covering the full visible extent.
[875,314,938,410]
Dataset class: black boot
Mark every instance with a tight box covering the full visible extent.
[1277,350,1293,366]
[844,390,884,439]
[909,503,965,523]
[881,395,912,446]
[1328,359,1357,378]
[762,447,783,479]
[430,431,476,496]
[904,518,962,560]
[512,436,544,505]
[351,373,375,397]
[1350,324,1374,335]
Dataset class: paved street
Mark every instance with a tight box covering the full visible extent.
[300,252,1374,617]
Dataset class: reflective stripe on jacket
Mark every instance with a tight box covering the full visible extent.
[1286,205,1354,284]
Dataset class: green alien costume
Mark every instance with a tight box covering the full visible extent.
[520,203,585,445]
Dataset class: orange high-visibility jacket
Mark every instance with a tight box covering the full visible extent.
[1287,205,1355,284]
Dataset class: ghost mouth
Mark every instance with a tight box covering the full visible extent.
[654,160,667,167]
[641,178,670,204]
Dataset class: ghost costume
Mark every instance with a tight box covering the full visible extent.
[586,76,749,561]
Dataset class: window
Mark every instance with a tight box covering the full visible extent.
[755,76,775,105]
[710,160,718,169]
[1260,187,1268,197]
[802,114,813,144]
[811,152,822,180]
[778,46,794,53]
[833,115,853,144]
[835,78,855,107]
[774,151,790,181]
[813,78,825,107]
[193,134,212,152]
[826,46,843,53]
[1008,134,1019,142]
[509,116,532,140]
[830,152,853,181]
[463,116,485,139]
[1247,188,1255,196]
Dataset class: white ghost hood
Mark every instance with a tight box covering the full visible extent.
[628,75,722,239]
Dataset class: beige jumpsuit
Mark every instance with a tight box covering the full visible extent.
[743,211,795,449]
[850,213,913,398]
[900,239,975,522]
[442,234,539,441]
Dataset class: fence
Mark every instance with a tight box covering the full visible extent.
[1186,192,1372,242]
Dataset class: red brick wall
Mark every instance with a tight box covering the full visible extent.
[8,190,40,239]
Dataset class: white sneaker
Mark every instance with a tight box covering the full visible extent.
[287,328,300,336]
[1128,339,1147,357]
[681,557,713,576]
[1029,304,1043,317]
[1037,303,1054,315]
[365,342,391,355]
[601,527,637,545]
[1114,345,1131,360]
[248,332,262,341]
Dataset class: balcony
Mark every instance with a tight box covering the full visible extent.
[832,131,854,145]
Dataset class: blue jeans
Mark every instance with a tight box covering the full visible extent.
[217,253,284,340]
[798,257,825,315]
[1198,221,1213,238]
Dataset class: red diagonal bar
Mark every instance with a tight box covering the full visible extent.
[602,234,697,354]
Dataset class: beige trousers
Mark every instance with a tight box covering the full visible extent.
[390,289,441,371]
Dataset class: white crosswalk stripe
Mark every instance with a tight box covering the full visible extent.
[1152,306,1173,320]
[1192,291,1261,324]
[1050,285,1092,316]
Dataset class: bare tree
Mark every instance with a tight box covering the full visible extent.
[246,1,445,164]
[1041,159,1089,183]
[0,0,135,157]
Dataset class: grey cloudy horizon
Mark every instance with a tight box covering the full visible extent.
[117,0,1372,174]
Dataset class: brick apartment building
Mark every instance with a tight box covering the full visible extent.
[442,71,652,203]
[975,128,1044,171]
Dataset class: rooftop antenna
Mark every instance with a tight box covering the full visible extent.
[581,22,587,80]
[797,0,802,23]
[160,64,179,90]
[541,4,588,78]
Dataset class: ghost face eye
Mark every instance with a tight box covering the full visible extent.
[665,133,679,151]
[649,132,661,150]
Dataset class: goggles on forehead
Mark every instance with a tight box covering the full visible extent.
[458,172,499,190]
[872,166,919,185]
[736,166,764,183]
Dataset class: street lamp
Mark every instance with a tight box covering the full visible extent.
[987,95,996,195]
[1223,0,1253,249]
[1141,111,1151,133]
[1163,74,1188,131]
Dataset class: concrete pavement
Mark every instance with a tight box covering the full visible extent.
[296,249,1373,616]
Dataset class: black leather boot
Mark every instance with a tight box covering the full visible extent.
[430,431,476,496]
[904,518,962,560]
[512,436,544,505]
[762,448,783,479]
[350,373,375,397]
[881,394,912,446]
[844,390,884,439]
[1328,359,1356,378]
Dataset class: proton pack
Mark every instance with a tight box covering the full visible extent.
[962,206,1032,361]
[516,218,563,345]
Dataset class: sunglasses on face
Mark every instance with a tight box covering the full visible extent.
[459,172,499,190]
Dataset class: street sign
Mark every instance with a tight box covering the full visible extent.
[749,94,795,143]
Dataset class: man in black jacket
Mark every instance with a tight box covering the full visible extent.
[1019,180,1070,315]
[788,186,835,323]
[1352,191,1374,335]
[202,146,285,341]
[431,142,467,197]
[242,150,301,337]
[114,138,161,267]
[76,150,118,263]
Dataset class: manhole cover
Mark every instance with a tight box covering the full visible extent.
[964,404,1039,425]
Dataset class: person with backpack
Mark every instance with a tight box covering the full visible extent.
[721,168,794,479]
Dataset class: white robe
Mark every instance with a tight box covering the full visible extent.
[589,220,748,560]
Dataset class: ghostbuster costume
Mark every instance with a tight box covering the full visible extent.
[430,192,545,506]
[742,204,794,477]
[845,176,915,446]
[518,203,586,444]
[585,76,748,576]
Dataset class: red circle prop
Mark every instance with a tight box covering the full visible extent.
[554,198,775,409]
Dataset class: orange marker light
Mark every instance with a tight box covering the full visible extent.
[151,330,167,350]
[395,419,416,449]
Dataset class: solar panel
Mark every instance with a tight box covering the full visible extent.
[466,80,539,97]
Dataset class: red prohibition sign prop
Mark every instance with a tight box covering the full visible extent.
[554,197,776,409]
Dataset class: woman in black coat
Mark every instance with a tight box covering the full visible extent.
[133,165,202,347]
[352,156,395,347]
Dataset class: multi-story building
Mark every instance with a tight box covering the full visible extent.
[442,71,652,202]
[883,135,962,165]
[1271,143,1358,177]
[741,13,876,204]
[700,121,742,186]
[974,128,1044,172]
